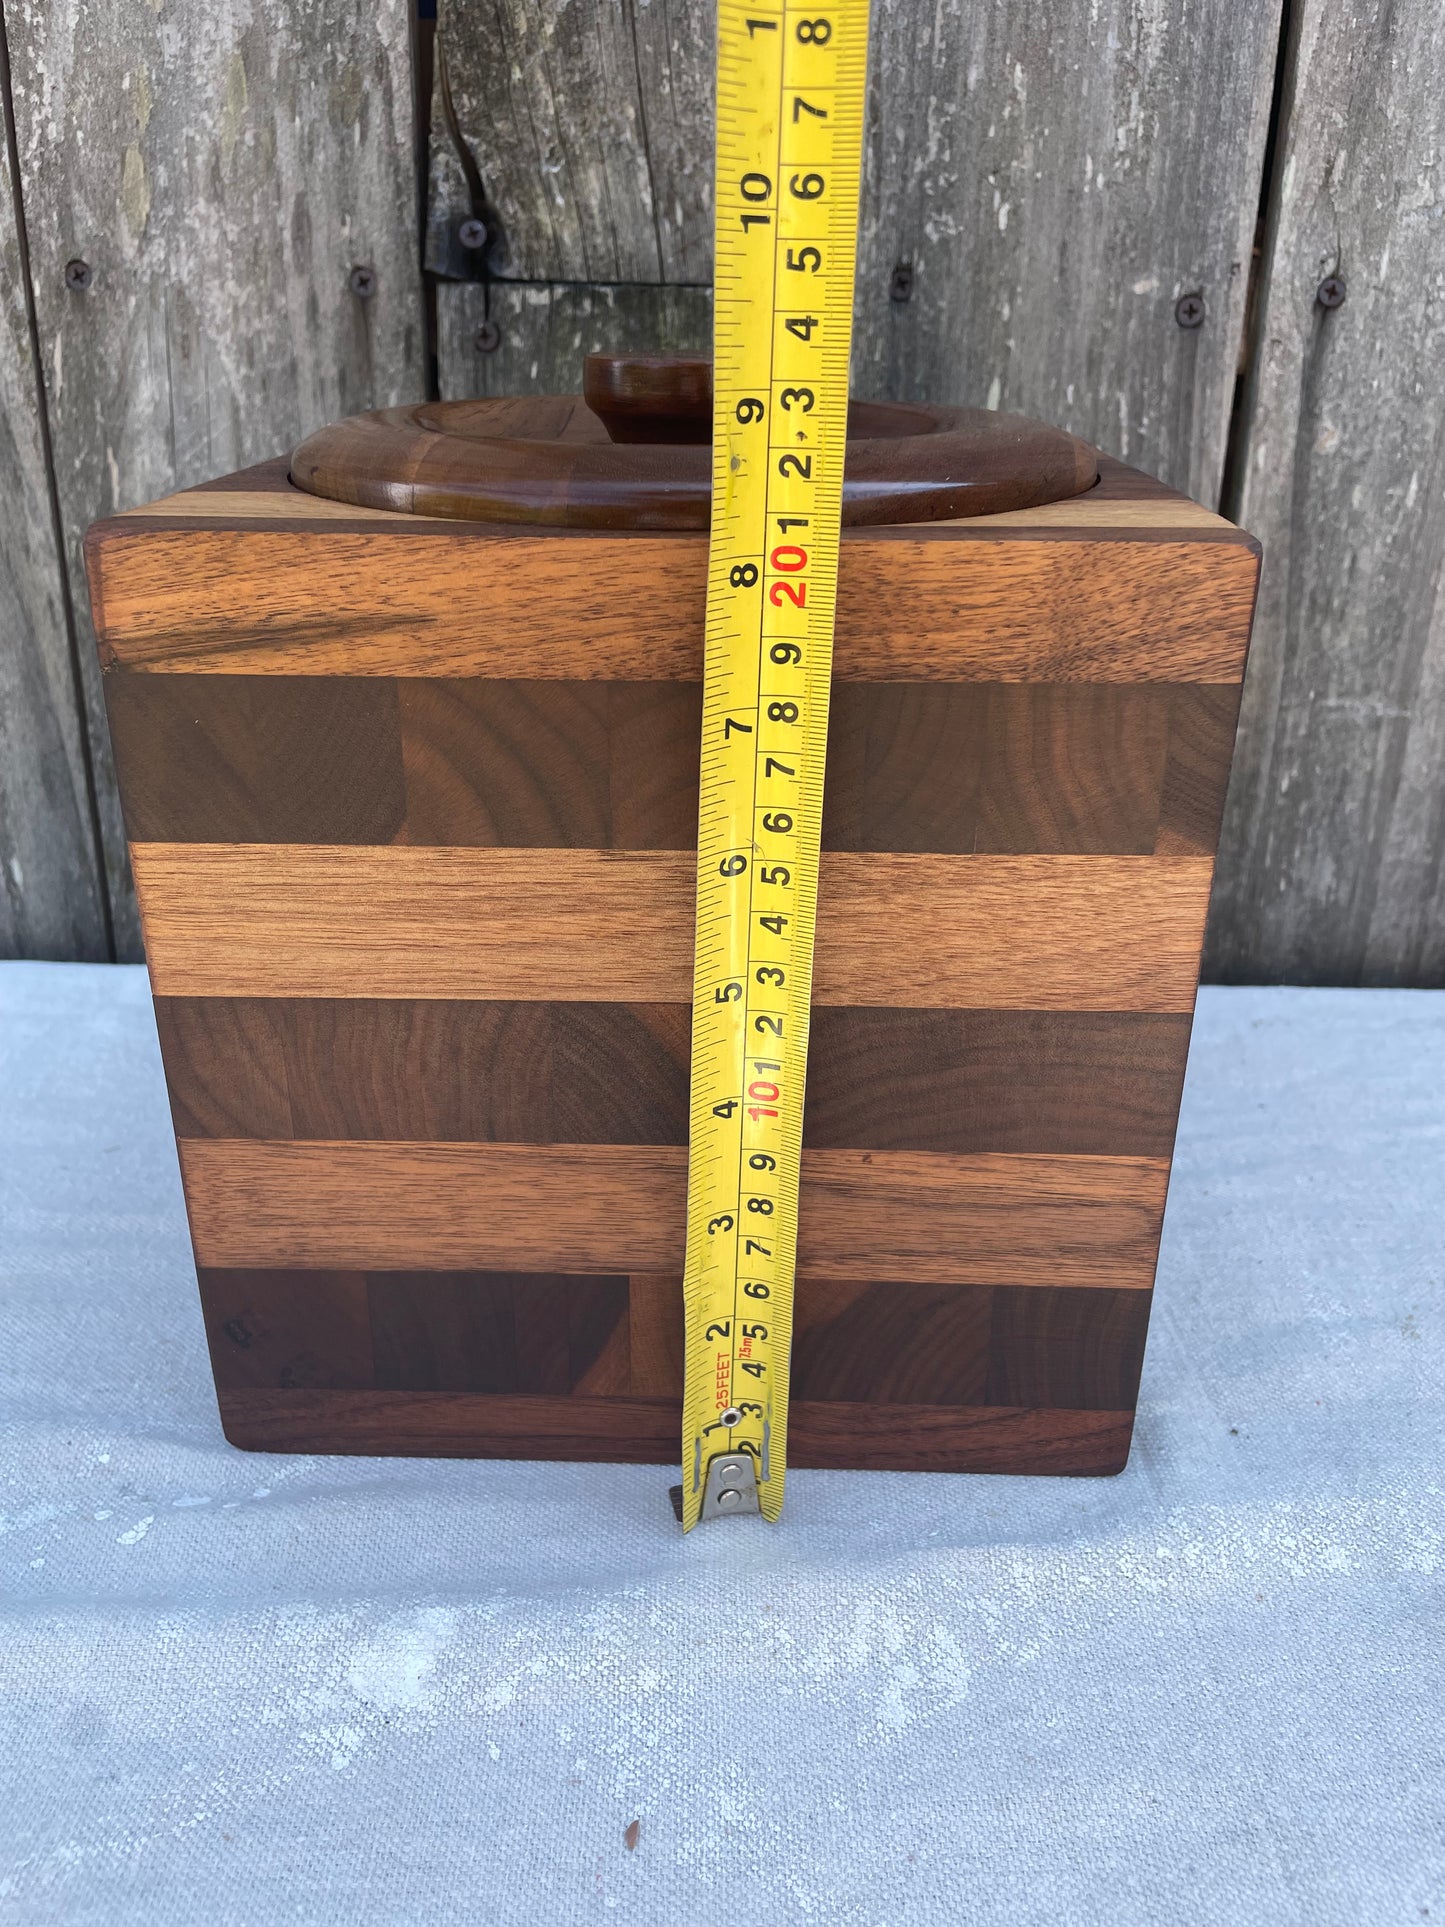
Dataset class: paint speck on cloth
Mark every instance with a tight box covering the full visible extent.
[0,964,1441,1926]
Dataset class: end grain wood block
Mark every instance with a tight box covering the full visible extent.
[200,1269,1147,1473]
[151,999,1193,1157]
[197,1270,1149,1411]
[102,674,1238,856]
[88,454,1258,1475]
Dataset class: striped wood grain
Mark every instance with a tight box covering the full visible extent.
[131,844,1213,1010]
[196,1269,1150,1410]
[153,998,1193,1158]
[88,527,1258,681]
[103,674,1239,858]
[214,1387,1137,1473]
[176,1138,1169,1285]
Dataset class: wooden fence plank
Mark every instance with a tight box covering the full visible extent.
[1208,0,1445,984]
[4,0,426,957]
[425,0,714,285]
[856,0,1282,506]
[0,28,107,957]
[428,0,1280,504]
[438,281,710,398]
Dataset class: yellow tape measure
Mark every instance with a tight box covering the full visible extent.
[680,0,870,1529]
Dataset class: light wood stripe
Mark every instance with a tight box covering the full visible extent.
[132,843,1212,1011]
[940,497,1231,530]
[89,529,1257,681]
[120,490,419,523]
[177,1139,1169,1285]
[119,487,1229,534]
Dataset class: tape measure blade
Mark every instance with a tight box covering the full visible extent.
[681,0,870,1532]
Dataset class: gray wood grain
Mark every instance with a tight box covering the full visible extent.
[4,0,426,957]
[427,0,1280,505]
[855,0,1281,506]
[0,46,108,958]
[1208,0,1445,985]
[438,280,711,399]
[426,0,714,285]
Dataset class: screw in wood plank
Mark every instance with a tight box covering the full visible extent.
[458,217,489,251]
[64,258,92,292]
[1174,291,1205,329]
[889,261,914,303]
[1316,275,1347,310]
[474,320,502,353]
[349,265,376,300]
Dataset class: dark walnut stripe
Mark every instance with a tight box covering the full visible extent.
[198,1268,1150,1413]
[829,682,1240,858]
[156,998,1191,1158]
[807,1007,1190,1156]
[176,1139,1168,1286]
[89,520,1258,682]
[789,1400,1135,1474]
[131,845,1213,1010]
[104,673,1239,857]
[214,1386,1137,1475]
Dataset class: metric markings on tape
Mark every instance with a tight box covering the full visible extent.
[679,0,869,1530]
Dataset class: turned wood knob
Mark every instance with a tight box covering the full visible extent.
[582,353,713,444]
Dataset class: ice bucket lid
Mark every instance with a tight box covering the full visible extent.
[290,352,1098,532]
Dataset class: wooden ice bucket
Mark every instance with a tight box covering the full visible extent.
[86,355,1257,1475]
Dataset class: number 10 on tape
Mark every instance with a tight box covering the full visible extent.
[679,0,870,1529]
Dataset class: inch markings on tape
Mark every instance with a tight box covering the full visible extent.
[679,0,870,1530]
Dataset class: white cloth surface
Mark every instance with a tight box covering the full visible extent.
[0,963,1440,1926]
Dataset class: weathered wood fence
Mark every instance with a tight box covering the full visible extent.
[2,0,1441,981]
